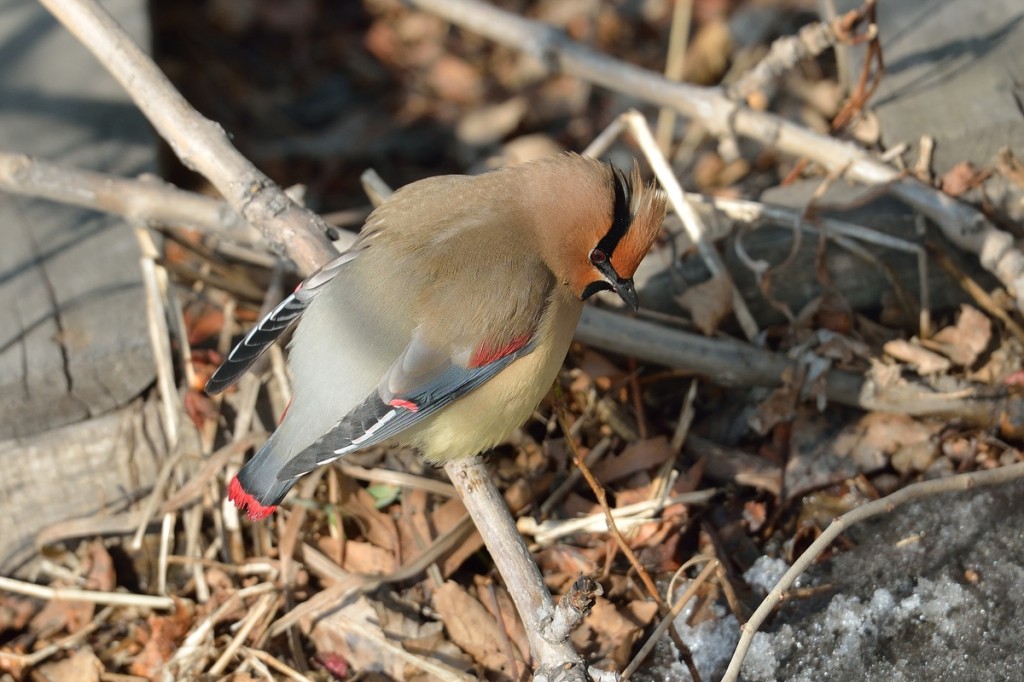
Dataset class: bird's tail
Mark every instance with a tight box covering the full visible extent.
[228,432,299,520]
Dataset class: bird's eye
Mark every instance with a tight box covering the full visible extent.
[589,248,607,264]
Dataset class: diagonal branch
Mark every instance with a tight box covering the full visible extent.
[38,0,334,275]
[407,0,1024,310]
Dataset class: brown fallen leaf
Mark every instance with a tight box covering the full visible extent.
[339,540,396,576]
[573,597,656,670]
[0,595,35,632]
[940,161,990,196]
[591,437,675,484]
[430,496,482,578]
[130,603,194,679]
[675,272,734,335]
[787,410,941,496]
[883,338,952,375]
[926,305,992,366]
[308,594,472,680]
[473,577,530,666]
[32,648,103,682]
[28,598,93,640]
[427,54,483,104]
[432,581,514,680]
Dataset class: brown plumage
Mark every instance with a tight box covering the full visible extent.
[207,153,666,519]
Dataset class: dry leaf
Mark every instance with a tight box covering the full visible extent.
[941,162,988,196]
[432,581,512,679]
[787,411,940,497]
[927,305,992,366]
[345,486,400,553]
[591,437,674,484]
[472,578,530,665]
[430,497,483,577]
[576,348,627,392]
[675,272,734,335]
[0,595,35,632]
[340,540,396,576]
[130,605,193,678]
[309,594,472,680]
[883,339,952,375]
[574,597,653,670]
[32,648,103,682]
[427,55,482,104]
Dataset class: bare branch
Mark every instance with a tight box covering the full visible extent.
[38,0,334,274]
[0,151,250,237]
[407,0,1024,310]
[721,461,1024,681]
[444,457,585,679]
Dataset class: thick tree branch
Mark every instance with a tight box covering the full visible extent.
[445,458,585,679]
[0,152,250,238]
[39,0,333,275]
[407,0,1024,310]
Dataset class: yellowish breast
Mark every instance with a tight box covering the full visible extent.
[406,288,583,462]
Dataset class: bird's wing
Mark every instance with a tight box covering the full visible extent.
[275,330,537,481]
[205,249,362,394]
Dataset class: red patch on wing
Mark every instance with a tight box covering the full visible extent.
[228,476,277,521]
[278,396,294,426]
[389,398,419,412]
[469,333,532,368]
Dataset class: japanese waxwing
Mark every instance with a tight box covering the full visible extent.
[207,153,666,520]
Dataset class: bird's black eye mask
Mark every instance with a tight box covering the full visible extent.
[594,165,633,259]
[581,166,633,301]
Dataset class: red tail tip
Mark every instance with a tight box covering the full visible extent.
[227,476,277,521]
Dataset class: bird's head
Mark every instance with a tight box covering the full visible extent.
[530,156,665,311]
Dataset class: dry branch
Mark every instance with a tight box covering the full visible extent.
[0,152,250,238]
[721,461,1024,681]
[407,0,1024,310]
[39,0,333,274]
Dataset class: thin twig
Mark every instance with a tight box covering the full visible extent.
[554,407,702,682]
[520,490,715,546]
[621,559,719,680]
[0,575,175,610]
[655,0,693,152]
[136,229,179,449]
[241,647,314,682]
[168,582,277,676]
[722,461,1024,681]
[209,592,278,676]
[623,110,760,341]
[554,411,662,605]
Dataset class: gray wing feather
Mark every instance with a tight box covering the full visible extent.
[205,250,360,394]
[276,338,537,481]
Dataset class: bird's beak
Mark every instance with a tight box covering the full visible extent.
[613,278,639,311]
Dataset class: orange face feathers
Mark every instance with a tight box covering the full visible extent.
[561,160,666,309]
[607,164,666,281]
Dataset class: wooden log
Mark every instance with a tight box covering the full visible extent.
[0,0,155,440]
